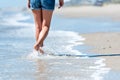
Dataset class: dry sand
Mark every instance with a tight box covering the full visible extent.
[55,4,120,21]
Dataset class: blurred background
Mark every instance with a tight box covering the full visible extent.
[0,0,120,8]
[0,0,120,80]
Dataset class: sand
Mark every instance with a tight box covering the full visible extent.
[81,32,120,54]
[54,4,120,76]
[55,4,120,21]
[55,4,120,54]
[103,56,120,71]
[81,32,120,71]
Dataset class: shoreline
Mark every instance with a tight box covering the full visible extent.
[81,32,120,54]
[81,32,120,72]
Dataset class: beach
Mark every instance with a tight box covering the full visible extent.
[55,4,120,80]
[55,4,120,21]
[82,32,120,75]
[82,32,120,54]
[0,4,120,80]
[55,4,120,53]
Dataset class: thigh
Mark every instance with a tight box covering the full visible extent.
[42,10,53,28]
[32,10,42,27]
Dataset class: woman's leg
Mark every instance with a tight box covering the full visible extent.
[32,10,44,51]
[32,10,42,41]
[34,10,53,53]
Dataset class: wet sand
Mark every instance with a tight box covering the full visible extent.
[103,56,120,71]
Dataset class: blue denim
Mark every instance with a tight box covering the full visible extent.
[30,0,55,10]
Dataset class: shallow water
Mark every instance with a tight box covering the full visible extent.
[0,10,120,80]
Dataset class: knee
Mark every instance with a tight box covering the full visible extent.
[43,26,49,32]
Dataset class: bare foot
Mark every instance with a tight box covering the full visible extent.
[39,47,44,54]
[34,44,39,51]
[34,42,44,54]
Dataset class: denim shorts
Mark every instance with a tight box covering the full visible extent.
[30,0,55,10]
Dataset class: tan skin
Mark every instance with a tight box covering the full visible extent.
[28,0,64,54]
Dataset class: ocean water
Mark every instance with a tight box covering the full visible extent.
[0,10,120,80]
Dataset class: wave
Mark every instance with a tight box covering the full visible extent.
[47,30,85,54]
[27,30,85,59]
[0,12,85,58]
[0,13,34,27]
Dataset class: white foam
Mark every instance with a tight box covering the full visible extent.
[90,58,111,80]
[1,12,86,57]
[1,13,34,27]
[27,52,68,60]
[26,30,86,60]
[27,50,40,60]
[47,30,85,55]
[26,48,62,60]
